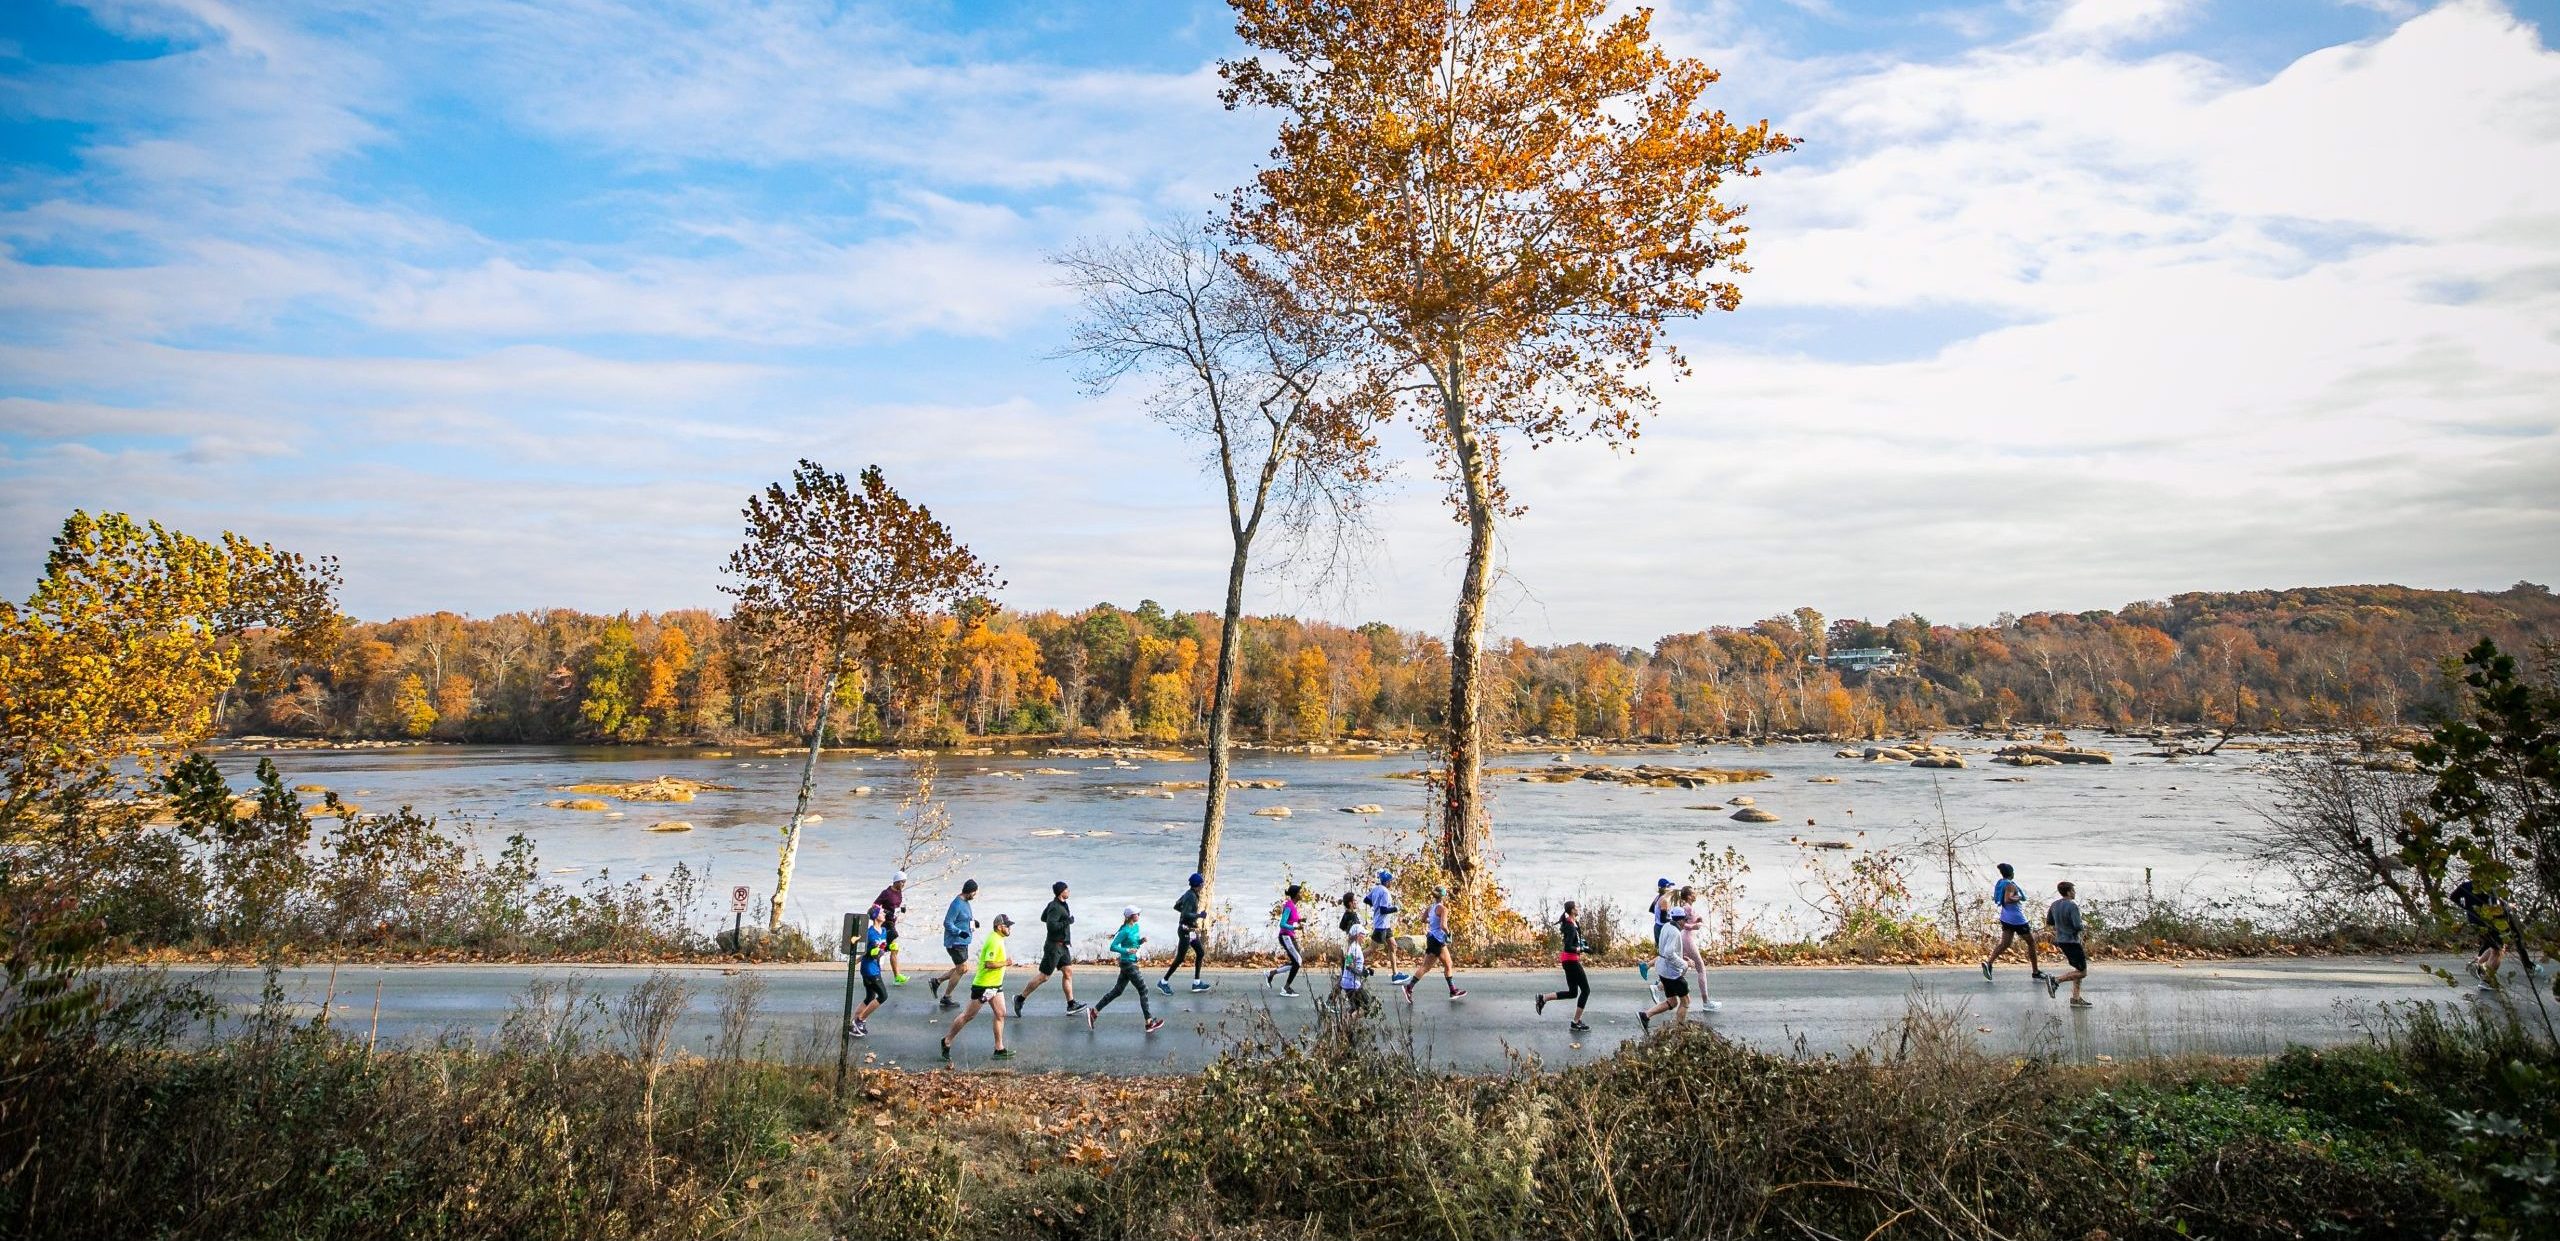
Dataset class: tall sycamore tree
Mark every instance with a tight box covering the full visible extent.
[723,462,996,933]
[1054,224,1382,912]
[1221,0,1791,901]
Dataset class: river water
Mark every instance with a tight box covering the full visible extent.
[211,732,2276,946]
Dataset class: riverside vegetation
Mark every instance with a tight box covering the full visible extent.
[2,964,2554,1241]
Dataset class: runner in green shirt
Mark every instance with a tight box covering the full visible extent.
[942,914,1016,1062]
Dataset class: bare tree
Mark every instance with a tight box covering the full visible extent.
[2250,753,2441,924]
[1053,223,1383,912]
[722,461,997,933]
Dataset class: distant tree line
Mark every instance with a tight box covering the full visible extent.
[216,582,2560,746]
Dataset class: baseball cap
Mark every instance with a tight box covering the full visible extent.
[1377,869,1393,882]
[1122,905,1140,918]
[891,870,908,883]
[1657,877,1673,889]
[992,913,1014,928]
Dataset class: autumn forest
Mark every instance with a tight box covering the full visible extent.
[227,582,2560,748]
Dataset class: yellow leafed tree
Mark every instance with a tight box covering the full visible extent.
[1222,0,1791,907]
[0,511,339,807]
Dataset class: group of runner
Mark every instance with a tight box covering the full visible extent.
[847,858,2553,1063]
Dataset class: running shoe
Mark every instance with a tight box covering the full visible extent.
[1264,967,1278,986]
[1391,972,1411,985]
[2067,997,2093,1009]
[1066,1000,1087,1014]
[1636,960,1652,981]
[893,974,908,985]
[939,1038,952,1061]
[2046,974,2061,999]
[1535,994,1548,1016]
[1156,979,1173,996]
[1144,1017,1165,1034]
[1010,993,1025,1018]
[1980,962,1993,981]
[852,1020,869,1038]
[991,1048,1015,1060]
[938,996,958,1010]
[1569,1020,1591,1033]
[1190,980,1213,992]
[1279,988,1300,998]
[1699,999,1721,1013]
[1639,1010,1652,1033]
[2032,970,2048,981]
[1447,988,1466,999]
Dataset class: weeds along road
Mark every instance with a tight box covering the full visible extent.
[166,956,2503,1074]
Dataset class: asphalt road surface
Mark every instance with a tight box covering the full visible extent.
[164,954,2504,1074]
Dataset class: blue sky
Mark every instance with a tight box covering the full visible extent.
[3,0,2557,642]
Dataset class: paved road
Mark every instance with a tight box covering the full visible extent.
[163,955,2500,1074]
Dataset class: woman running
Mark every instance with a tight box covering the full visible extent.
[1535,900,1593,1031]
[1088,906,1165,1033]
[1264,884,1308,996]
[1402,886,1465,1001]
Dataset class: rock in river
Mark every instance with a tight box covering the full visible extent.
[1731,807,1780,823]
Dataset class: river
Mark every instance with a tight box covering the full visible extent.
[209,732,2277,945]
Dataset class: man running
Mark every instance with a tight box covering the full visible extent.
[942,913,1015,1062]
[1402,886,1466,1001]
[1536,899,1593,1031]
[1265,884,1308,996]
[1014,880,1083,1015]
[2044,881,2091,1008]
[1159,871,1212,995]
[930,878,980,1009]
[2454,871,2536,990]
[1980,862,2043,981]
[1364,870,1406,984]
[873,870,910,984]
[1089,906,1166,1034]
[850,904,889,1037]
[1639,909,1695,1032]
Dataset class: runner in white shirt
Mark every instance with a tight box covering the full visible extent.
[1639,910,1696,1032]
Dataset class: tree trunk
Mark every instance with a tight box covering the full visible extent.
[1198,541,1252,911]
[771,655,840,933]
[1440,382,1495,900]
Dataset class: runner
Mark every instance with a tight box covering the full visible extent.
[2043,881,2091,1008]
[1674,891,1719,1013]
[1535,899,1593,1031]
[2454,871,2537,990]
[1364,869,1407,984]
[1336,889,1360,940]
[1014,880,1084,1015]
[1648,877,1675,933]
[941,913,1015,1062]
[872,871,911,984]
[1979,862,2044,981]
[1088,906,1166,1034]
[1158,871,1212,995]
[1402,886,1465,1001]
[930,878,979,1009]
[850,904,889,1037]
[1264,883,1307,996]
[1639,909,1694,1032]
[1336,921,1373,1016]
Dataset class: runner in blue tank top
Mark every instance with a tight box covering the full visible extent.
[1401,886,1466,1002]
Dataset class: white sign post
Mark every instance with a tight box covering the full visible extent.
[730,886,751,956]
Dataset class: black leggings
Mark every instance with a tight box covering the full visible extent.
[1163,930,1206,980]
[1094,962,1153,1017]
[1549,960,1590,1011]
[1277,935,1303,988]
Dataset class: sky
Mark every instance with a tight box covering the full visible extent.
[2,0,2556,646]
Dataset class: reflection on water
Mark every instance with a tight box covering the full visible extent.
[212,732,2274,941]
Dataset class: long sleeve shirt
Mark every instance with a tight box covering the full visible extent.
[942,897,974,947]
[1110,922,1144,966]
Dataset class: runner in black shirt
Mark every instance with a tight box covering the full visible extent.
[1014,880,1083,1015]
